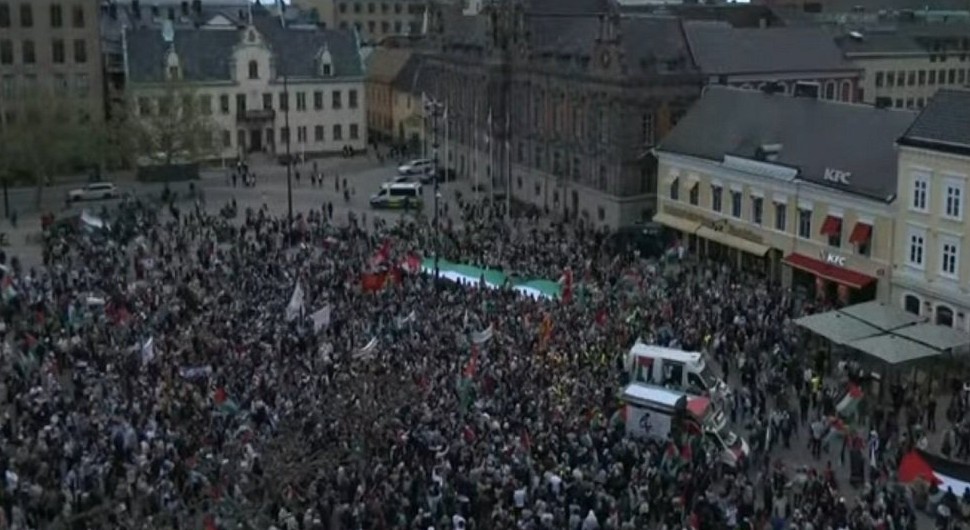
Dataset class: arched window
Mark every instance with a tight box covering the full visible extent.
[248,60,259,79]
[937,305,955,327]
[903,294,921,315]
[824,81,836,100]
[840,80,852,101]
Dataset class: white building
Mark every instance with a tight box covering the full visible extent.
[124,7,367,161]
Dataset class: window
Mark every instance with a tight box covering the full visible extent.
[333,124,343,140]
[22,39,35,64]
[911,171,930,212]
[395,2,402,13]
[71,4,83,27]
[907,71,915,85]
[349,90,358,109]
[886,71,895,87]
[297,126,307,143]
[0,40,10,64]
[918,70,926,85]
[332,90,342,109]
[798,209,812,238]
[875,71,884,87]
[279,92,288,110]
[263,93,273,110]
[223,130,232,148]
[711,185,722,212]
[904,294,921,315]
[52,39,65,63]
[669,178,679,201]
[322,62,332,76]
[368,2,375,13]
[1,75,13,97]
[940,237,960,278]
[929,70,937,85]
[751,196,764,225]
[314,125,324,142]
[688,183,699,205]
[235,93,246,114]
[295,92,306,111]
[200,95,212,115]
[937,306,955,327]
[137,97,151,116]
[730,190,742,218]
[281,127,290,143]
[826,218,842,248]
[73,39,86,63]
[248,60,259,79]
[944,177,964,220]
[313,91,323,110]
[19,2,31,27]
[50,3,62,27]
[74,73,89,97]
[350,123,359,139]
[774,202,787,231]
[338,2,347,13]
[907,226,926,268]
[220,94,230,114]
[394,21,402,33]
[0,3,8,27]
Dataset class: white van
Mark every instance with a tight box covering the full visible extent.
[622,383,749,468]
[370,182,423,209]
[626,342,729,401]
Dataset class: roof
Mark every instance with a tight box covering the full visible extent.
[898,89,970,155]
[391,54,431,95]
[658,86,916,201]
[618,4,782,28]
[629,343,703,364]
[528,15,601,56]
[835,24,970,55]
[439,8,489,47]
[525,0,612,15]
[622,384,688,408]
[684,22,858,75]
[365,47,413,83]
[127,13,362,84]
[621,16,697,70]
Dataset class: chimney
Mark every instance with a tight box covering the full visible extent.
[192,0,202,17]
[181,1,189,17]
[132,0,141,19]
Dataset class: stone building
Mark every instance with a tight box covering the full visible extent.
[295,0,430,43]
[419,0,702,228]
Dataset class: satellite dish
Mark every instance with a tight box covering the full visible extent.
[162,20,175,43]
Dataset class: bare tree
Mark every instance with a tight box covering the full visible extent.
[129,80,219,166]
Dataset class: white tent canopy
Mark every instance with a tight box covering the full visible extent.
[846,334,942,366]
[893,323,970,352]
[838,301,924,332]
[794,311,882,345]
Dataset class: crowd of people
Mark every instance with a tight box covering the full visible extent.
[0,189,946,530]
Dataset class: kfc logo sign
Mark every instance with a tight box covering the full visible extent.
[823,168,851,185]
[821,252,846,267]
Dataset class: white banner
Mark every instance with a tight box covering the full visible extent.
[285,283,305,322]
[353,337,379,361]
[471,324,494,345]
[140,336,155,364]
[310,305,332,332]
[395,310,416,329]
[179,365,212,380]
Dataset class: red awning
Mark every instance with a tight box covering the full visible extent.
[849,222,872,245]
[782,253,876,290]
[820,215,842,236]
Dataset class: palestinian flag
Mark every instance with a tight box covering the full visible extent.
[1,275,16,301]
[899,449,970,495]
[836,383,864,417]
[401,253,422,274]
[558,268,574,304]
[370,239,391,267]
[633,356,653,383]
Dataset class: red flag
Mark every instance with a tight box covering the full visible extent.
[214,387,227,405]
[371,239,391,267]
[559,268,574,304]
[401,253,422,274]
[463,344,479,378]
[203,515,218,530]
[595,307,608,327]
[361,272,386,293]
[25,333,38,349]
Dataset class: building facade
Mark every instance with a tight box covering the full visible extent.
[655,87,916,304]
[0,0,104,126]
[685,22,862,101]
[124,9,366,161]
[295,0,429,43]
[836,24,970,110]
[364,46,411,141]
[893,89,970,329]
[418,0,701,228]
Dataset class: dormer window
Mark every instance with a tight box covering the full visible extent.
[318,46,334,77]
[168,65,180,80]
[248,60,259,79]
[323,63,332,76]
[165,50,181,80]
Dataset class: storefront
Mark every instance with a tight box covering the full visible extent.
[783,252,878,306]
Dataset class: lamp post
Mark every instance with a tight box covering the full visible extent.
[424,96,445,286]
[283,74,294,243]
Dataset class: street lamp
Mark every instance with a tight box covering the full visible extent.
[283,74,294,243]
[424,96,445,286]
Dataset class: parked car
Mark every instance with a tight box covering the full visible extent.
[420,168,457,184]
[67,182,119,202]
[397,159,432,175]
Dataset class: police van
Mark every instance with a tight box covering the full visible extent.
[626,342,729,401]
[369,182,423,209]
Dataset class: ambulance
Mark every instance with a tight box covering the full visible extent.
[625,342,730,401]
[621,383,749,469]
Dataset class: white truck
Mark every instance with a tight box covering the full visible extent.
[622,383,749,469]
[625,342,729,401]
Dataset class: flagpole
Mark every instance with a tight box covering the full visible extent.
[505,104,511,221]
[473,97,479,201]
[488,106,494,211]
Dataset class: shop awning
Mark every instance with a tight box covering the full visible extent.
[891,322,970,351]
[849,222,872,245]
[653,212,700,234]
[846,334,942,366]
[782,253,876,289]
[820,215,842,237]
[794,311,883,345]
[696,226,770,257]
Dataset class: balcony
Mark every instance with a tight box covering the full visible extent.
[237,109,275,122]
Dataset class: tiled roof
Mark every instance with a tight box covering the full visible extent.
[658,86,917,201]
[528,15,601,56]
[835,24,970,55]
[127,12,362,84]
[899,89,970,154]
[684,22,858,75]
[621,16,696,71]
[366,48,413,84]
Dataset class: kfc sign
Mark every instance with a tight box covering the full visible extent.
[823,168,851,185]
[822,252,846,267]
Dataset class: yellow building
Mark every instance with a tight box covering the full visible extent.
[389,53,427,150]
[655,86,915,305]
[365,47,412,141]
[893,88,970,329]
